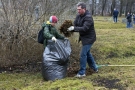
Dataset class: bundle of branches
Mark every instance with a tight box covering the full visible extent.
[59,20,74,37]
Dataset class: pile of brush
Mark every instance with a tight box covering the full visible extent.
[59,20,74,37]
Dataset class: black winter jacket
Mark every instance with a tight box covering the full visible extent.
[74,10,96,45]
[126,14,132,22]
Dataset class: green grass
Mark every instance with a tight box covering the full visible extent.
[92,18,135,59]
[0,73,41,89]
[0,72,94,90]
[1,16,135,90]
[94,29,135,58]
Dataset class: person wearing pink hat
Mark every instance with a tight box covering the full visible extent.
[42,15,65,48]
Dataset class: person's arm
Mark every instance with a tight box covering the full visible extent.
[74,15,93,32]
[127,15,129,19]
[117,11,119,16]
[43,26,53,39]
[55,30,65,39]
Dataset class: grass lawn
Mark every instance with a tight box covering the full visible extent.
[0,16,135,90]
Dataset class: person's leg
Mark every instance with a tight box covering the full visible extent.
[114,16,117,22]
[116,16,117,22]
[130,22,133,28]
[113,16,115,22]
[78,45,90,75]
[114,17,116,22]
[129,22,131,28]
[127,22,129,28]
[87,44,98,71]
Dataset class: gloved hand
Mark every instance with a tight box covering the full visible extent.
[67,26,74,31]
[52,37,57,42]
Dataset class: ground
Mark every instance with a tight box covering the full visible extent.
[0,62,126,90]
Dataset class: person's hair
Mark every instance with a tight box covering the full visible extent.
[77,2,86,9]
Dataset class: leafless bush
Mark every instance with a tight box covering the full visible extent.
[0,0,78,67]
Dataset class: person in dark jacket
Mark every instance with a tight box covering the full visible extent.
[43,15,65,48]
[67,2,98,77]
[113,8,119,23]
[126,12,132,28]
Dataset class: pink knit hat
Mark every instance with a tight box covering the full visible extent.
[49,15,58,23]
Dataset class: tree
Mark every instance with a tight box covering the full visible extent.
[111,0,116,16]
[101,0,107,16]
[125,0,135,16]
[119,0,124,17]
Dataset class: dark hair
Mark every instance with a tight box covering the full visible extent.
[77,2,86,9]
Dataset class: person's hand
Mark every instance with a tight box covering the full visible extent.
[52,37,57,42]
[67,26,74,31]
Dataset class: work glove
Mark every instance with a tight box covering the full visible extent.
[67,26,74,31]
[52,36,57,42]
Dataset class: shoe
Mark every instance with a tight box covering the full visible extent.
[94,69,98,73]
[90,67,98,73]
[75,74,86,78]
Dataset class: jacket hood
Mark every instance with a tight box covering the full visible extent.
[42,21,51,27]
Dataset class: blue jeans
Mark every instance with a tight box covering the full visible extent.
[78,44,97,75]
[126,22,132,28]
[113,16,118,22]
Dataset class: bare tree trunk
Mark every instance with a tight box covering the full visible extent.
[101,0,107,16]
[119,0,123,17]
[111,0,116,16]
[91,0,95,15]
[1,0,10,27]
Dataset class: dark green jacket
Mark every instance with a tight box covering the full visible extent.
[42,22,64,48]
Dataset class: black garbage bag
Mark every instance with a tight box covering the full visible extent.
[42,39,71,81]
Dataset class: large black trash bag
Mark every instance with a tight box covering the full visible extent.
[42,61,68,81]
[42,39,71,81]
